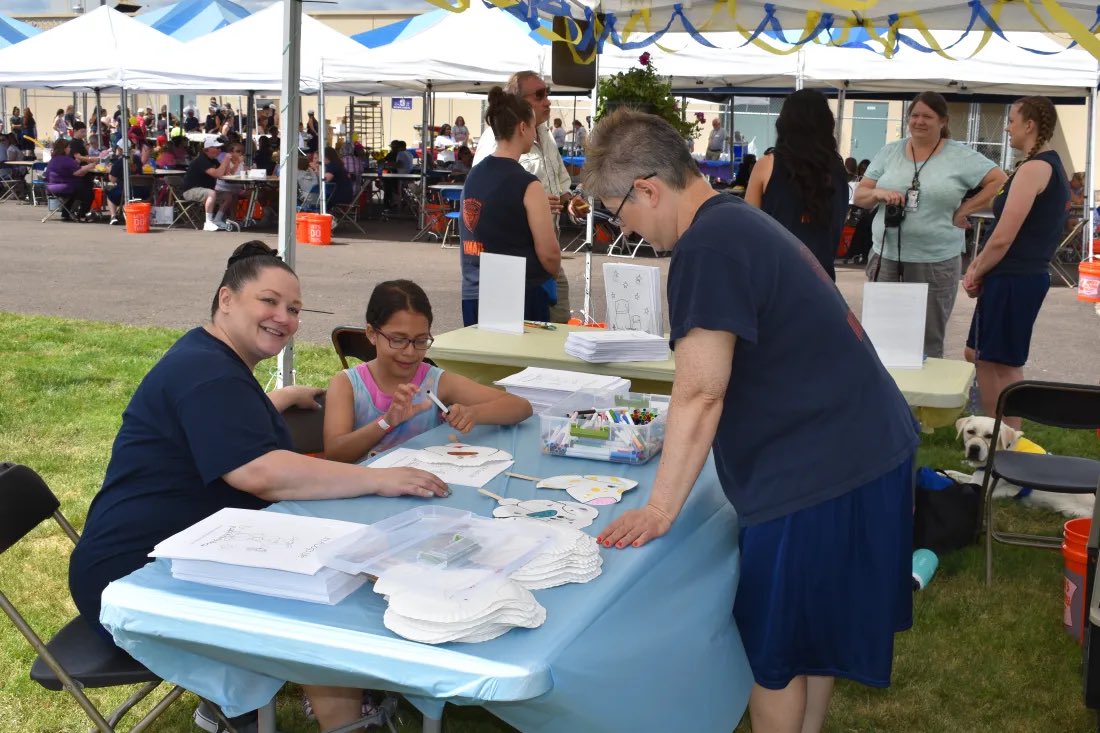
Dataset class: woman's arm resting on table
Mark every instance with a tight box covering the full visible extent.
[224,449,449,501]
[437,371,533,434]
[598,328,735,549]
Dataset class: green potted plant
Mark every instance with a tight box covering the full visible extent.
[596,52,701,141]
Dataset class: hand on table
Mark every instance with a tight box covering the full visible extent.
[443,403,478,433]
[384,383,433,427]
[370,467,450,498]
[597,504,675,549]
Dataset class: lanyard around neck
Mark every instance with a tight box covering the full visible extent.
[909,138,941,190]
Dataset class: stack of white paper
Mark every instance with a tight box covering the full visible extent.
[509,520,603,590]
[603,263,663,336]
[494,367,630,413]
[150,508,370,605]
[565,329,670,363]
[367,445,513,489]
[375,565,546,644]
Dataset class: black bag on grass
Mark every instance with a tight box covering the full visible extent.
[913,467,982,555]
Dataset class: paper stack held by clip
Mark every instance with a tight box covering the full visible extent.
[564,329,670,363]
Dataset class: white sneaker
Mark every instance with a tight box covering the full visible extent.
[203,221,220,232]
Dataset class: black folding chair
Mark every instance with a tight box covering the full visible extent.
[282,393,326,456]
[0,462,185,732]
[982,381,1100,584]
[331,325,376,369]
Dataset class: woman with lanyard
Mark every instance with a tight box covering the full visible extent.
[962,97,1068,426]
[853,91,1006,358]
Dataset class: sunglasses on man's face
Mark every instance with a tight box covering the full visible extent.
[528,87,552,101]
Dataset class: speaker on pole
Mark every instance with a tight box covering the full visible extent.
[551,16,598,90]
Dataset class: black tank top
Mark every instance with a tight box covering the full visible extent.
[761,152,850,280]
[989,150,1069,276]
[459,156,549,298]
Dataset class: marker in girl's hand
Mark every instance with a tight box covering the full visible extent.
[426,389,450,415]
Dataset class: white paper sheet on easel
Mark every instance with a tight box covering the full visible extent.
[861,282,928,369]
[478,253,526,334]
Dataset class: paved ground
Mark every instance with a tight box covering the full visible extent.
[1,201,1097,385]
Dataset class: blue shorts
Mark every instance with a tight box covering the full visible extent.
[733,456,914,690]
[966,272,1049,367]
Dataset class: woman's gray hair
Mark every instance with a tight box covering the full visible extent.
[582,108,701,201]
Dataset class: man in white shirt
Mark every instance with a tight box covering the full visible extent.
[706,117,727,161]
[474,71,585,323]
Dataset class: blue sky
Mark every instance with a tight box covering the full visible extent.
[9,0,431,12]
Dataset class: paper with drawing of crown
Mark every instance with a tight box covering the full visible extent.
[603,262,663,336]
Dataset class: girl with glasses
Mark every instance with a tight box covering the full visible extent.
[323,279,532,463]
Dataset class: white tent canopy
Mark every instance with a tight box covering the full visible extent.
[0,5,193,91]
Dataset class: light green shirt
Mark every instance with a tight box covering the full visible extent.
[866,139,997,263]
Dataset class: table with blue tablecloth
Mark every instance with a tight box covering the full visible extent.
[100,418,752,733]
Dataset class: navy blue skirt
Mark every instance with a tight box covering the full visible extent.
[733,456,914,689]
[965,272,1050,367]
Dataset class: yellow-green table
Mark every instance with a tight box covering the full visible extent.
[429,325,974,430]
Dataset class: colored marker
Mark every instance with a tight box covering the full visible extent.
[426,389,450,415]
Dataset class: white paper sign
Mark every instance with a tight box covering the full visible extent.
[603,263,663,336]
[478,253,526,335]
[861,282,928,369]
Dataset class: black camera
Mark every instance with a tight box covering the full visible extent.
[883,203,905,228]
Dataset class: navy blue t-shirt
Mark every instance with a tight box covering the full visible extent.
[988,150,1069,276]
[668,194,918,526]
[69,327,291,637]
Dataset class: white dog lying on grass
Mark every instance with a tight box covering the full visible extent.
[952,415,1093,518]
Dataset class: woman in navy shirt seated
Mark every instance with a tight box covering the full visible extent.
[963,96,1069,426]
[69,241,448,731]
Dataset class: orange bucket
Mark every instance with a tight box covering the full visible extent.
[1079,260,1100,302]
[123,202,151,234]
[295,212,311,243]
[1062,517,1091,644]
[306,213,332,245]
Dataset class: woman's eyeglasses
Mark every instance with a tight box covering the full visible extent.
[373,327,434,351]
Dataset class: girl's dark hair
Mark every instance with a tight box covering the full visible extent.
[366,279,433,329]
[907,91,951,139]
[773,89,843,229]
[486,86,532,142]
[210,241,296,318]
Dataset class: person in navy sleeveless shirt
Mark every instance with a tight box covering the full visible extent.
[68,241,447,732]
[587,110,919,733]
[964,96,1069,426]
[459,87,560,326]
[746,89,850,280]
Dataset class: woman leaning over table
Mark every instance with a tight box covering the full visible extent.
[69,241,449,733]
[853,91,1007,358]
[962,97,1068,428]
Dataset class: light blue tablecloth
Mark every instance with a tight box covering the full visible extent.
[101,419,751,732]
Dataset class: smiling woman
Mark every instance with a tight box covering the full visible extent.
[67,240,451,732]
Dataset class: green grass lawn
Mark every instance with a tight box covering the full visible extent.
[1,312,1097,733]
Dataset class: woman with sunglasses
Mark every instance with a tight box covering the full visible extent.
[323,279,531,463]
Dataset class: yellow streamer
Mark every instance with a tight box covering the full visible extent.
[892,11,956,60]
[421,0,470,11]
[1038,0,1100,59]
[1021,0,1062,36]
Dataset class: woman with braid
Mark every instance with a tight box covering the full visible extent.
[745,89,850,280]
[962,96,1068,426]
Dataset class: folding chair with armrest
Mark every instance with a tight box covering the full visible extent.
[0,462,185,732]
[982,381,1100,584]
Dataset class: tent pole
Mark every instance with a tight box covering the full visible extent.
[119,87,130,204]
[318,68,326,216]
[246,91,255,167]
[419,83,430,230]
[583,53,600,324]
[999,103,1011,169]
[94,89,101,146]
[1086,80,1097,261]
[795,48,805,91]
[835,86,846,147]
[276,0,303,389]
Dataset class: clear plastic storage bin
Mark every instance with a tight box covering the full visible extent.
[539,390,670,464]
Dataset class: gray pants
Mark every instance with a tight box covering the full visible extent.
[549,268,571,324]
[866,253,961,359]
